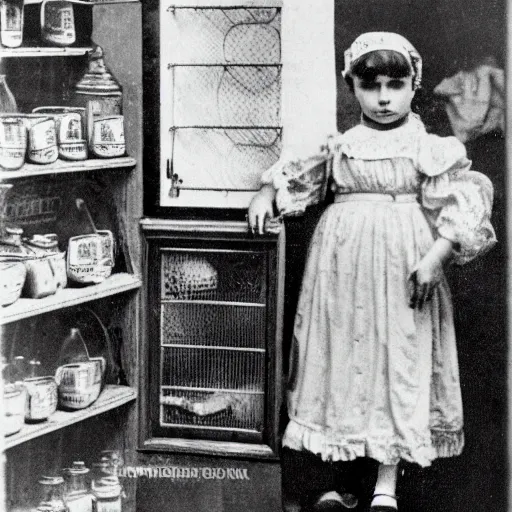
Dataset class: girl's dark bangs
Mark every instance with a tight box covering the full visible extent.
[351,50,412,80]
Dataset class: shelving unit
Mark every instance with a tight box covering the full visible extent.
[1,3,143,511]
[0,273,141,325]
[5,385,137,450]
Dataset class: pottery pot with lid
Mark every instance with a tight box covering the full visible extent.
[73,45,122,116]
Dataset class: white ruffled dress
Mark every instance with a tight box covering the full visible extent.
[262,115,496,467]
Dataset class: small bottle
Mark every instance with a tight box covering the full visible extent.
[36,476,68,512]
[63,461,93,512]
[58,327,90,366]
[0,74,17,112]
[1,355,10,382]
[28,359,43,378]
[11,355,27,383]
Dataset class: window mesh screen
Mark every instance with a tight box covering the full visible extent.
[158,248,268,435]
[161,303,266,349]
[172,66,281,127]
[165,8,281,65]
[169,128,281,190]
[163,6,282,192]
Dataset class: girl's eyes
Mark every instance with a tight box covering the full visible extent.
[358,79,407,90]
[388,80,407,89]
[359,81,379,90]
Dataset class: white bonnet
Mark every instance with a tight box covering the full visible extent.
[342,32,422,89]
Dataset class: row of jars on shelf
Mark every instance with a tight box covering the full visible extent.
[0,39,125,168]
[34,451,124,512]
[0,105,126,170]
[2,0,84,49]
[0,222,116,307]
[3,332,106,436]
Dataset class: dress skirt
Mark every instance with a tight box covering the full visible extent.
[283,193,464,467]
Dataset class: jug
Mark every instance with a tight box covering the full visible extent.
[55,356,105,409]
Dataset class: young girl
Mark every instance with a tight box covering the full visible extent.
[248,32,496,511]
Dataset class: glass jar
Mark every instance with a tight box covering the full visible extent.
[99,451,122,476]
[63,461,93,512]
[91,476,122,512]
[0,74,17,113]
[37,476,68,512]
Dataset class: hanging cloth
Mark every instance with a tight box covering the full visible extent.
[434,62,505,143]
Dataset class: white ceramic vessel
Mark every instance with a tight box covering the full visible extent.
[55,357,105,410]
[24,375,58,422]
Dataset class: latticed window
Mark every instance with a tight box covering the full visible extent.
[159,1,283,207]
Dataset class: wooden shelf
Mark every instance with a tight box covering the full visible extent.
[0,157,136,181]
[25,0,140,4]
[166,0,282,7]
[0,47,94,57]
[0,272,141,325]
[5,385,137,450]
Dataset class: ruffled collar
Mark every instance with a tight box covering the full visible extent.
[330,114,469,177]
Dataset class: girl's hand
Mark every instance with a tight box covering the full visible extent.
[248,184,276,235]
[408,237,455,309]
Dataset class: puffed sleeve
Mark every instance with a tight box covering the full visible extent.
[420,136,497,265]
[261,142,333,217]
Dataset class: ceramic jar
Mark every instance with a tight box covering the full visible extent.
[67,230,114,285]
[33,106,87,161]
[40,0,75,47]
[0,114,26,171]
[24,375,58,422]
[0,186,28,305]
[22,257,57,298]
[0,260,26,306]
[55,356,105,410]
[0,0,24,48]
[24,233,67,291]
[74,45,123,116]
[89,115,125,158]
[3,382,25,436]
[24,114,58,165]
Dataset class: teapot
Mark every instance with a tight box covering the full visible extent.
[55,356,105,410]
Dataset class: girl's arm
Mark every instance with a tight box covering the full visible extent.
[409,237,455,309]
[248,184,276,235]
[247,141,335,234]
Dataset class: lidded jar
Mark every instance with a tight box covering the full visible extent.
[36,476,68,512]
[91,455,123,512]
[73,45,122,116]
[63,461,93,512]
[91,476,123,512]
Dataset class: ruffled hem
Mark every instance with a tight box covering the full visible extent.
[282,419,464,468]
[431,428,465,458]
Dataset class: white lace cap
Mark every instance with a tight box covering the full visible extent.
[342,32,422,89]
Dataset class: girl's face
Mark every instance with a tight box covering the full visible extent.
[353,74,415,125]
